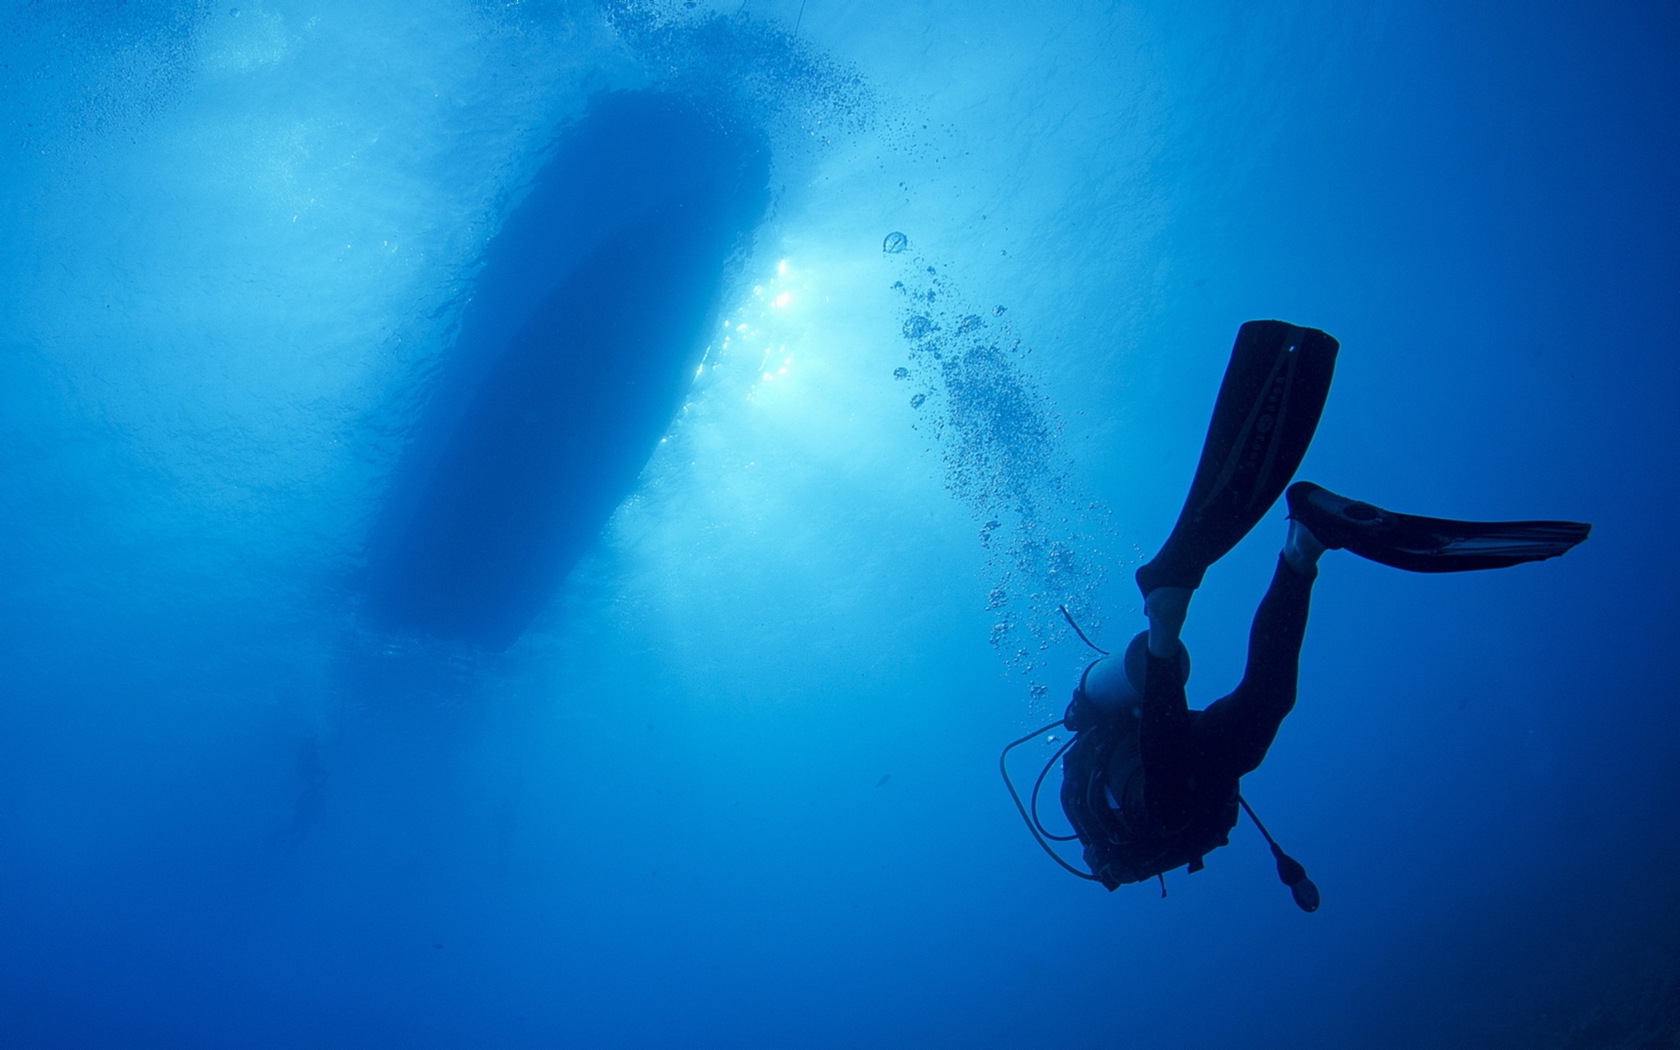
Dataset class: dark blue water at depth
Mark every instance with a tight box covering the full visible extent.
[0,3,1675,1048]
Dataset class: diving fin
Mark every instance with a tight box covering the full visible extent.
[1285,481,1591,572]
[1136,320,1340,596]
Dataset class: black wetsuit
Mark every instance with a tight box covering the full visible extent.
[1061,556,1316,888]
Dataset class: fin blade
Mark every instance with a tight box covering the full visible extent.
[1137,320,1339,595]
[1365,517,1591,573]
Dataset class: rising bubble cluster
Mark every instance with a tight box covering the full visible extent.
[886,237,1115,709]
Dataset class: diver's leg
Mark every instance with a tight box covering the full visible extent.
[1138,643,1195,830]
[1283,518,1327,577]
[1144,585,1193,658]
[1147,519,1317,659]
[1196,551,1317,780]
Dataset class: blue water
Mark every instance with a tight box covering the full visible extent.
[2,2,1675,1047]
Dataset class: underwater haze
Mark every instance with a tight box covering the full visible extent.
[2,2,1676,1048]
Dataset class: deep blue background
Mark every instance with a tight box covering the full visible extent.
[1,2,1675,1048]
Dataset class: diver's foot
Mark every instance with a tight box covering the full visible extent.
[1143,586,1192,658]
[1282,519,1326,577]
[1286,482,1394,552]
[1135,554,1205,600]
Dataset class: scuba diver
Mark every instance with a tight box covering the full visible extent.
[1002,320,1590,910]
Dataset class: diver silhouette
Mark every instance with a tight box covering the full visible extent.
[1003,321,1591,910]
